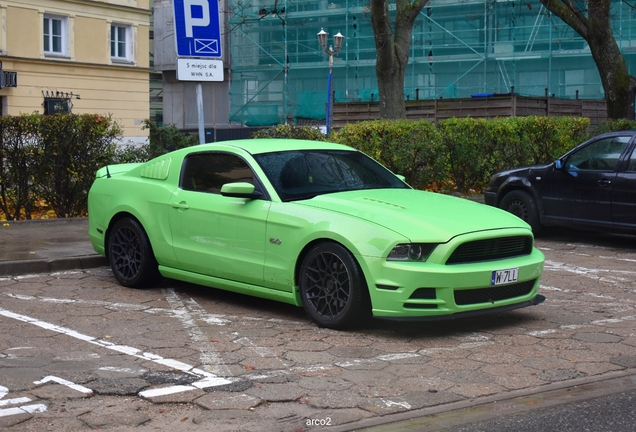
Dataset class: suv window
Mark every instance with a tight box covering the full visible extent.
[627,147,636,172]
[181,153,256,193]
[565,136,631,171]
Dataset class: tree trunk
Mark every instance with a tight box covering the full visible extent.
[586,24,636,119]
[370,0,429,119]
[539,0,636,119]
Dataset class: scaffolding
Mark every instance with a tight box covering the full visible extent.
[227,0,636,126]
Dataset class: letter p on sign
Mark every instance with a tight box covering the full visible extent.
[184,0,210,38]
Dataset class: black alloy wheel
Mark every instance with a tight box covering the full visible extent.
[108,218,161,288]
[299,242,369,329]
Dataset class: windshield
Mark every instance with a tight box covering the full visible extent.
[254,149,410,202]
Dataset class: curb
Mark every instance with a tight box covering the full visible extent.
[0,255,109,277]
[325,369,636,432]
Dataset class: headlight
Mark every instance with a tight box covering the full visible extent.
[387,244,437,261]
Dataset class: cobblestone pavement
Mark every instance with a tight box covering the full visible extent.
[0,229,635,431]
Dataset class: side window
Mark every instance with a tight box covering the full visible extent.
[181,153,256,194]
[564,136,631,171]
[111,24,132,61]
[627,148,636,172]
[44,14,69,57]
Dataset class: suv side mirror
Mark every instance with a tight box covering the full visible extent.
[555,159,563,169]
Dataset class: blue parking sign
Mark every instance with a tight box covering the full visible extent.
[173,0,222,58]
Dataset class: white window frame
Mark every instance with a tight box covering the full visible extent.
[110,23,132,62]
[43,14,69,57]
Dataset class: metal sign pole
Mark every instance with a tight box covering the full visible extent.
[174,0,223,144]
[196,82,205,144]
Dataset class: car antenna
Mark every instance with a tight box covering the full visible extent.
[106,165,111,178]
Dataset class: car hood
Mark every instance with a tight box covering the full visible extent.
[298,189,530,242]
[494,163,551,178]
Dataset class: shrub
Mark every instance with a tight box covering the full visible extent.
[437,116,590,193]
[0,115,39,220]
[33,114,122,218]
[595,118,636,133]
[335,120,445,189]
[0,113,122,220]
[142,119,198,159]
[437,118,503,193]
[251,124,329,141]
[516,116,590,164]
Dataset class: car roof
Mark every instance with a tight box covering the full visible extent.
[194,139,354,155]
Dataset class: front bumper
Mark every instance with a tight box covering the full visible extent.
[484,190,498,206]
[378,294,545,322]
[359,228,545,319]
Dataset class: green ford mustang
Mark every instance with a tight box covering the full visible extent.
[88,139,545,329]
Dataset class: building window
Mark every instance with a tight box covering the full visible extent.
[111,24,131,61]
[43,15,68,56]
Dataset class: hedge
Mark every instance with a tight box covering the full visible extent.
[253,117,592,193]
[0,113,121,220]
[0,114,627,220]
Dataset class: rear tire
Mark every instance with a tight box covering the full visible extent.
[500,190,541,234]
[108,218,161,288]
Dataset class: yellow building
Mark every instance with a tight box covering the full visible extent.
[0,0,151,143]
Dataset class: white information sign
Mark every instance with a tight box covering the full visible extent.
[176,58,224,82]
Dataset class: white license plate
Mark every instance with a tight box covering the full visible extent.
[491,268,519,286]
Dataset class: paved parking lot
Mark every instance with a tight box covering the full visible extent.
[0,228,635,431]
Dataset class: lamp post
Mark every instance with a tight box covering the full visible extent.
[317,28,344,134]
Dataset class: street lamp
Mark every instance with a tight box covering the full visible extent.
[317,28,344,134]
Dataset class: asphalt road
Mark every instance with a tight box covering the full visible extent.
[0,227,635,431]
[445,388,636,432]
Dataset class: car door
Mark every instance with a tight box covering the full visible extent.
[612,143,636,232]
[553,136,632,230]
[168,152,271,286]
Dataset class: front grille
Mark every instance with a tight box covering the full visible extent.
[454,279,536,306]
[446,236,532,265]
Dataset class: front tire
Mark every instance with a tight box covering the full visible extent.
[108,218,161,288]
[299,242,370,330]
[500,190,541,234]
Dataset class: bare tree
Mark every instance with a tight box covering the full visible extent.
[538,0,636,119]
[370,0,430,119]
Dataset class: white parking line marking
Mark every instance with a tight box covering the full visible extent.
[544,260,636,284]
[163,288,232,376]
[2,291,303,324]
[0,384,48,419]
[0,397,32,407]
[138,375,235,399]
[0,404,47,418]
[99,367,147,374]
[0,270,84,281]
[234,337,279,358]
[0,307,232,397]
[33,376,93,394]
[139,385,197,398]
[382,399,411,409]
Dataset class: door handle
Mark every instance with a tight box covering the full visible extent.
[597,179,611,186]
[171,202,189,209]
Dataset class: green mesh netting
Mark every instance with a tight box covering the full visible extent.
[228,0,636,126]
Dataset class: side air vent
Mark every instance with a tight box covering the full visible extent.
[141,158,172,180]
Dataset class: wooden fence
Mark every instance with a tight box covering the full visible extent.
[332,95,607,129]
